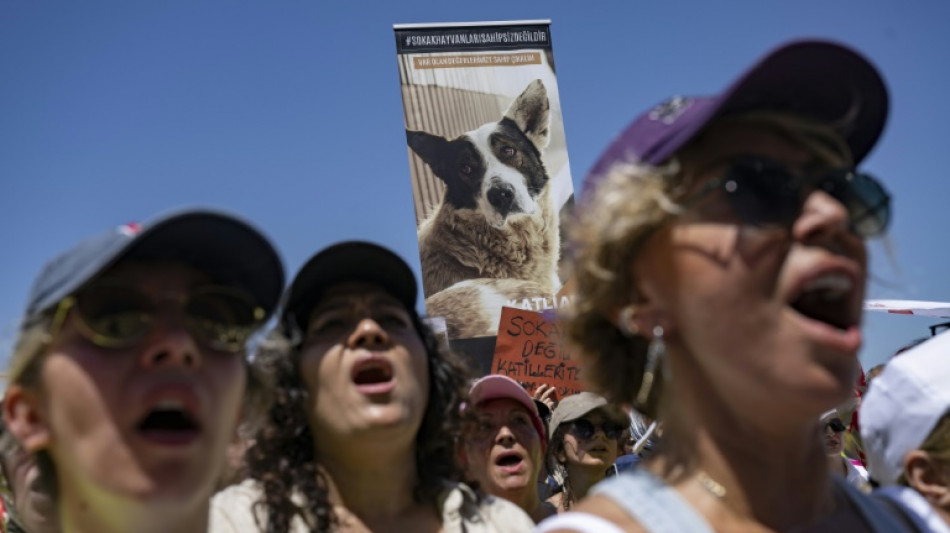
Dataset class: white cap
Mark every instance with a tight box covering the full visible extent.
[860,330,950,486]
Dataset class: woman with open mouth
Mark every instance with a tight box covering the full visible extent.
[457,374,555,524]
[545,393,626,513]
[211,241,535,532]
[1,209,284,533]
[537,41,914,533]
[821,409,869,491]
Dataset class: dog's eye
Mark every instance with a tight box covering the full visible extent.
[460,165,473,175]
[501,146,516,158]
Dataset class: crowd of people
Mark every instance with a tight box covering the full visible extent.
[1,38,949,533]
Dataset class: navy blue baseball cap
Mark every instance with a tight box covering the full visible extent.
[24,208,285,321]
[281,241,419,332]
[585,40,889,189]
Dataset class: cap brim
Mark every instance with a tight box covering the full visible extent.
[549,392,627,439]
[282,241,418,331]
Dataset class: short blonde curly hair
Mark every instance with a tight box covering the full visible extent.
[898,413,950,487]
[562,112,852,418]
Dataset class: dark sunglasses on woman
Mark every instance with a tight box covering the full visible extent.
[825,418,848,433]
[48,279,265,352]
[569,419,626,440]
[685,156,891,238]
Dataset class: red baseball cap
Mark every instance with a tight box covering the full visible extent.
[468,374,547,445]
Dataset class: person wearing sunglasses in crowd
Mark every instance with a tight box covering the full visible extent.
[607,411,660,478]
[456,374,555,524]
[1,209,284,533]
[821,409,870,491]
[861,331,950,532]
[537,40,913,533]
[210,242,534,533]
[545,393,627,513]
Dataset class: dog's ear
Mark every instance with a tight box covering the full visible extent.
[503,79,550,151]
[406,130,450,177]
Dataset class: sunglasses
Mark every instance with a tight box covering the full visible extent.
[825,418,847,433]
[49,280,265,352]
[684,156,891,238]
[569,418,626,440]
[929,322,950,337]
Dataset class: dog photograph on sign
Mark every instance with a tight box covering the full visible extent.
[399,46,575,339]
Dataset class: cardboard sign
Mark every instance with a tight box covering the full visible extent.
[491,306,582,398]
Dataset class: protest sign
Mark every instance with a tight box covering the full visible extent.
[491,306,582,397]
[393,20,575,341]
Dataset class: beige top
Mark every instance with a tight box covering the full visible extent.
[209,478,535,533]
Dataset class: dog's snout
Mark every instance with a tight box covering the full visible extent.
[487,183,516,216]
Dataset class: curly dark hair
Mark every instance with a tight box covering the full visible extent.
[246,313,473,533]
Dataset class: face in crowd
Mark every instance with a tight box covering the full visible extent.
[458,375,547,515]
[300,281,429,451]
[637,117,868,420]
[243,240,473,533]
[555,410,623,473]
[822,412,848,457]
[462,399,544,498]
[15,263,251,500]
[2,211,283,532]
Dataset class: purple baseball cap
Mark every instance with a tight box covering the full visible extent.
[586,40,889,188]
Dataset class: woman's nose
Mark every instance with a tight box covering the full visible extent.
[140,314,201,370]
[792,189,851,246]
[348,317,390,349]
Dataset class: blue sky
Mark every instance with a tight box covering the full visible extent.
[2,1,948,373]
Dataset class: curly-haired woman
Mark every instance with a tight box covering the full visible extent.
[210,241,534,532]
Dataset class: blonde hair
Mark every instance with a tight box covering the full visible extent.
[563,112,853,418]
[899,413,950,486]
[8,315,54,387]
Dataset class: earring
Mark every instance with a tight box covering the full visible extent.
[618,305,639,337]
[636,326,665,407]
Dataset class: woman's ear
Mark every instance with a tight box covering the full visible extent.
[903,450,950,505]
[2,385,51,452]
[612,303,668,340]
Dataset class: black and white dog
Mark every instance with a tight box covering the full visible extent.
[407,79,560,299]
